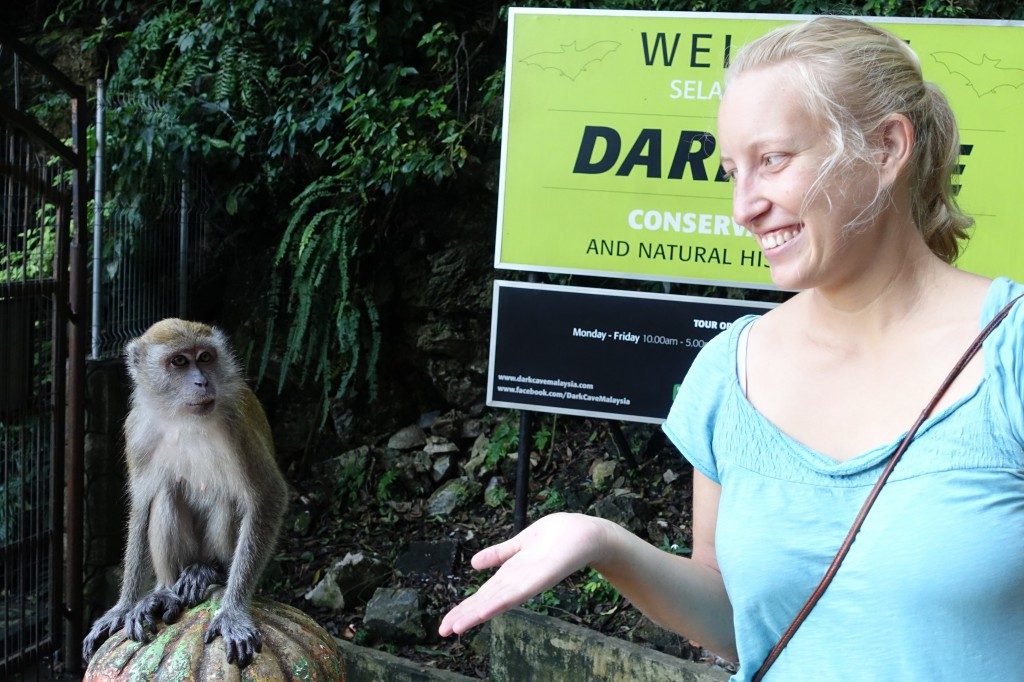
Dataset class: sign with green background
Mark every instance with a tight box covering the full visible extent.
[496,9,1024,288]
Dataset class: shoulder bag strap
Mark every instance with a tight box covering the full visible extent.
[752,292,1023,682]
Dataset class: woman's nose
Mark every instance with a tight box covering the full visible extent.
[731,176,771,228]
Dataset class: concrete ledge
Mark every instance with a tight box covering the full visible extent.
[338,639,477,682]
[490,608,731,682]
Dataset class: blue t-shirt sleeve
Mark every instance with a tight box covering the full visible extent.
[661,319,749,484]
[988,278,1024,450]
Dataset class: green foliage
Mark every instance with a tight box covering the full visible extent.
[47,0,503,418]
[485,416,520,469]
[526,588,564,616]
[484,481,510,508]
[332,457,368,508]
[375,469,399,502]
[533,426,552,453]
[536,488,567,514]
[658,537,692,556]
[0,205,57,284]
[578,568,621,611]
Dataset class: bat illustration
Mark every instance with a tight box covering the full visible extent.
[519,41,621,81]
[931,52,1024,97]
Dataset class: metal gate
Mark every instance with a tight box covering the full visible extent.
[0,29,88,675]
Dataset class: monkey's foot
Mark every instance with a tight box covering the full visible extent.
[83,605,128,664]
[205,608,262,668]
[173,562,225,607]
[125,588,185,641]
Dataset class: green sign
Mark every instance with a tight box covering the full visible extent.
[496,9,1024,287]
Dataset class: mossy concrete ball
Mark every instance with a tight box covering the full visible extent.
[84,596,345,681]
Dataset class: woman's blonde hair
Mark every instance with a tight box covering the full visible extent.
[727,17,971,263]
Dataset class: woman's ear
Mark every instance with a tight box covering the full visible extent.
[877,113,914,185]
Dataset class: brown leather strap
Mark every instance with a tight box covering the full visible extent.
[752,292,1023,682]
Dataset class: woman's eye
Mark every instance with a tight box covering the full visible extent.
[170,355,188,367]
[763,153,786,168]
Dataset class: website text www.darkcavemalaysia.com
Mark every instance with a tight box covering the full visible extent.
[495,374,630,407]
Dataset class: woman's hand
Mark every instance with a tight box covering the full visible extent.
[438,512,610,636]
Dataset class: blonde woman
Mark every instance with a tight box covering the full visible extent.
[441,17,1024,680]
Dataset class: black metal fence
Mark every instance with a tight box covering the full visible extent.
[0,30,88,676]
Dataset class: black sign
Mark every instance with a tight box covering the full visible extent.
[488,281,775,423]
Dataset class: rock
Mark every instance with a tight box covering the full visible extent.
[415,320,473,356]
[464,453,486,479]
[387,425,427,450]
[395,540,458,576]
[418,410,442,430]
[469,622,491,657]
[424,436,459,456]
[382,448,434,497]
[426,478,481,516]
[427,357,487,407]
[332,552,391,606]
[590,495,653,533]
[336,639,478,681]
[484,477,508,508]
[464,433,490,478]
[330,403,355,441]
[322,445,370,479]
[491,608,730,681]
[432,455,453,482]
[364,588,427,643]
[461,418,483,439]
[634,617,689,658]
[589,460,618,490]
[304,572,345,612]
[470,433,489,458]
[293,509,311,534]
[429,409,462,439]
[564,488,595,510]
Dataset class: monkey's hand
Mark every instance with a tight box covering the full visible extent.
[205,607,262,668]
[173,562,225,607]
[82,604,129,663]
[124,588,186,641]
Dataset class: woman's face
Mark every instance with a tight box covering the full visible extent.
[718,63,878,291]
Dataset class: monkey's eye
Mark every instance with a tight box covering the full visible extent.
[197,350,214,363]
[170,355,189,368]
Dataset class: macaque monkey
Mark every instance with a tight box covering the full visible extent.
[82,319,287,668]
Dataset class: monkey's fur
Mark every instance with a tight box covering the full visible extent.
[82,319,287,668]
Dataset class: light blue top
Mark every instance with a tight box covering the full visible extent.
[662,277,1024,681]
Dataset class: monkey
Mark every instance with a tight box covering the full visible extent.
[82,319,288,668]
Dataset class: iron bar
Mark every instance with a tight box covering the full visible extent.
[91,79,104,359]
[64,90,89,675]
[0,27,87,99]
[178,155,188,317]
[0,102,78,167]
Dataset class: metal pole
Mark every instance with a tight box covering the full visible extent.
[65,89,89,676]
[513,272,540,534]
[514,409,531,534]
[90,78,104,359]
[178,154,188,317]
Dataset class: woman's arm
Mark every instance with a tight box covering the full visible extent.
[439,471,736,660]
[595,470,736,659]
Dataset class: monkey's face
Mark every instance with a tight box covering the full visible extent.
[126,319,242,418]
[164,347,220,415]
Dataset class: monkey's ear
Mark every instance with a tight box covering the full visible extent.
[124,339,143,368]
